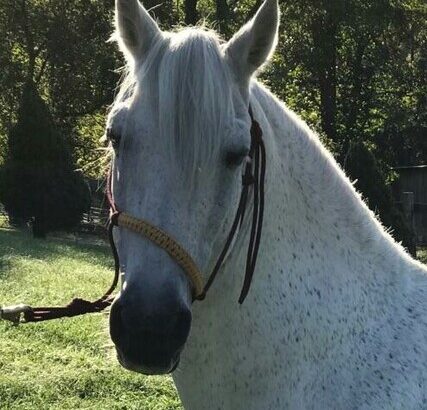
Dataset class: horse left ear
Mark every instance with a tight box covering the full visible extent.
[115,0,162,62]
[224,0,279,84]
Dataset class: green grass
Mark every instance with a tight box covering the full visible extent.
[0,219,424,410]
[418,248,427,265]
[0,227,182,410]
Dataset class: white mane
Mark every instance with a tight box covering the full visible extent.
[251,82,426,269]
[114,28,236,179]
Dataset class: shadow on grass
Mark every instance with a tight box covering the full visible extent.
[0,228,112,278]
[0,312,110,353]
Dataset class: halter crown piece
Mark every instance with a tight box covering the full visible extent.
[0,107,266,324]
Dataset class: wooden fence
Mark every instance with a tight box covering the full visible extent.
[393,165,427,246]
[0,203,110,236]
[3,168,425,245]
[79,206,109,235]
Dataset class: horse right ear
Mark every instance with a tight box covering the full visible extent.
[224,0,279,87]
[115,0,162,62]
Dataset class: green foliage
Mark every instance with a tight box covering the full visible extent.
[0,0,425,229]
[74,111,111,179]
[0,0,119,176]
[0,228,182,409]
[258,0,426,241]
[0,81,90,237]
[260,0,426,164]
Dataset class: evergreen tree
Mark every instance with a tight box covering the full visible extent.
[0,80,90,238]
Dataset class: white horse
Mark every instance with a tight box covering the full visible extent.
[107,0,427,408]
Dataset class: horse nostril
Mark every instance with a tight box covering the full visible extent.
[109,295,192,373]
[109,299,125,346]
[171,308,192,342]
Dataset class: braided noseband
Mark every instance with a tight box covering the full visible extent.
[112,213,205,297]
[0,107,265,323]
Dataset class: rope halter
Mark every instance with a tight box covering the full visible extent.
[0,106,266,324]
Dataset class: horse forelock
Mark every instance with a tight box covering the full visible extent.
[113,27,236,180]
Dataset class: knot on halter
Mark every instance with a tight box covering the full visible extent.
[193,290,206,302]
[110,211,121,227]
[242,172,255,186]
[251,119,263,141]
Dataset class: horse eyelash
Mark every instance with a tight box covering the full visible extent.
[225,150,250,167]
[106,128,122,150]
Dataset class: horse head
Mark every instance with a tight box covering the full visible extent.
[107,0,279,374]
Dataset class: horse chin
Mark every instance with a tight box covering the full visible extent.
[116,348,181,375]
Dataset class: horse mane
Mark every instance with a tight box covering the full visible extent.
[113,27,236,180]
[111,23,419,267]
[250,83,421,266]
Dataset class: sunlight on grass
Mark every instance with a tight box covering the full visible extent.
[0,228,182,410]
[2,227,423,409]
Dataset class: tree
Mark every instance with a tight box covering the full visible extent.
[0,80,90,238]
[216,0,231,35]
[0,0,119,176]
[0,0,424,241]
[184,0,198,25]
[261,0,426,246]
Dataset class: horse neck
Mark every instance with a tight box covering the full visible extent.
[173,82,427,408]
[193,81,426,326]
[258,81,419,278]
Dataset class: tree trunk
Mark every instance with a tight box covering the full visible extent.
[216,0,230,35]
[20,0,36,80]
[142,0,174,27]
[33,191,48,239]
[184,0,198,25]
[311,11,338,143]
[341,40,367,163]
[32,217,47,239]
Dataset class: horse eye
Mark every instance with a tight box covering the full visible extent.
[225,149,249,167]
[106,128,121,150]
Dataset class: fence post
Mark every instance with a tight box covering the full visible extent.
[402,191,417,257]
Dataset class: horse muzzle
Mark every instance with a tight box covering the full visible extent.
[116,345,181,375]
[109,291,191,375]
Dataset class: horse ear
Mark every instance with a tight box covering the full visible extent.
[224,0,279,84]
[115,0,162,61]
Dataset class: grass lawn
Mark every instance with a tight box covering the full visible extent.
[1,218,425,410]
[0,225,182,410]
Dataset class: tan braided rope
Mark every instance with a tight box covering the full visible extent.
[116,213,204,298]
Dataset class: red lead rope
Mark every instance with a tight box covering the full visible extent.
[17,222,120,322]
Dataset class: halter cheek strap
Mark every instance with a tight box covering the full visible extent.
[0,106,265,324]
[106,106,265,303]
